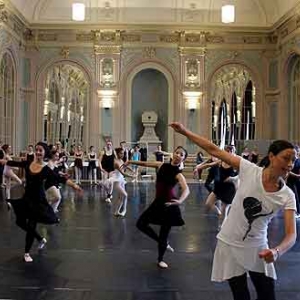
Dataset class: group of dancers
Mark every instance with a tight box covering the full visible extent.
[0,122,299,300]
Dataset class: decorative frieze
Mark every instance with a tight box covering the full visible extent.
[94,45,122,55]
[159,34,179,43]
[121,34,141,43]
[206,35,224,44]
[76,33,93,42]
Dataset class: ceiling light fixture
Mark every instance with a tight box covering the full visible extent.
[221,5,235,23]
[72,3,85,21]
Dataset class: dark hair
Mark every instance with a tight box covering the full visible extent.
[225,145,234,152]
[115,147,124,156]
[36,142,50,159]
[89,145,94,151]
[2,144,9,153]
[49,149,58,160]
[175,146,188,160]
[268,140,294,155]
[260,140,294,168]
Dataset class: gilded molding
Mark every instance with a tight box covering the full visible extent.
[60,46,70,59]
[0,3,8,23]
[121,34,141,42]
[206,35,224,44]
[94,45,122,55]
[143,47,156,58]
[76,33,93,42]
[159,34,179,43]
[178,47,206,56]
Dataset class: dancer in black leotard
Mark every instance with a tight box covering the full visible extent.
[127,146,190,269]
[6,142,82,263]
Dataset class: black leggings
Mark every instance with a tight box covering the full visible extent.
[228,272,276,300]
[136,216,172,262]
[16,218,43,253]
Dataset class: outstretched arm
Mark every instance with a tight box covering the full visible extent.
[127,160,162,169]
[170,122,241,170]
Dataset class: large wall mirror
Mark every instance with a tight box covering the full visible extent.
[43,64,89,147]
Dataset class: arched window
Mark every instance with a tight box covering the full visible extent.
[289,57,300,142]
[0,52,15,145]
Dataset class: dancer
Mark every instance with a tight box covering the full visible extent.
[25,145,35,164]
[204,146,237,218]
[111,147,136,217]
[131,144,141,181]
[6,142,82,263]
[98,140,116,202]
[170,122,296,300]
[2,144,22,200]
[45,149,65,213]
[127,146,190,269]
[74,145,84,184]
[88,146,98,185]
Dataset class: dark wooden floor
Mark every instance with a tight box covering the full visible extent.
[0,181,300,300]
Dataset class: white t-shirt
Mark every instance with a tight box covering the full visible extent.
[218,158,296,248]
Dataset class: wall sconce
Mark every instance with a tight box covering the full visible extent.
[97,89,116,110]
[183,91,202,112]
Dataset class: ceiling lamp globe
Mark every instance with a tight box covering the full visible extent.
[222,5,235,23]
[72,3,85,21]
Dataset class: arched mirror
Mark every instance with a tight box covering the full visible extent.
[0,52,15,145]
[210,65,256,147]
[43,64,88,147]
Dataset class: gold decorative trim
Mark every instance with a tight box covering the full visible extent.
[94,45,122,54]
[60,46,70,59]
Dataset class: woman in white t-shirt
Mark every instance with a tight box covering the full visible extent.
[170,122,296,300]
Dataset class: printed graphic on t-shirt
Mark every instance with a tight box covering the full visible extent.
[242,197,273,240]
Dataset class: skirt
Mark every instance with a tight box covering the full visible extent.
[138,199,184,226]
[214,181,236,204]
[211,240,277,281]
[8,197,59,225]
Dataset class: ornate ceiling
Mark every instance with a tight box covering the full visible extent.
[6,0,300,28]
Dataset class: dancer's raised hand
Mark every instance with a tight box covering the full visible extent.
[169,122,187,134]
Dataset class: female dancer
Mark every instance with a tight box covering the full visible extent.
[6,142,82,262]
[2,144,22,200]
[74,145,84,185]
[111,147,136,217]
[99,140,116,202]
[45,149,65,213]
[25,145,35,164]
[88,146,98,185]
[127,146,190,269]
[170,122,296,300]
[204,145,237,218]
